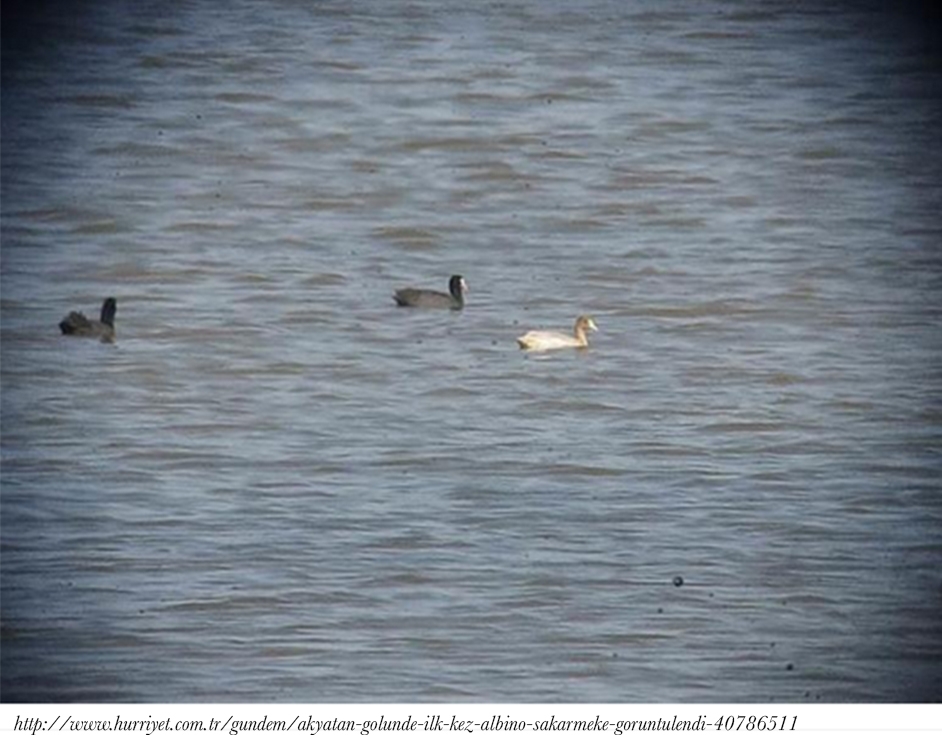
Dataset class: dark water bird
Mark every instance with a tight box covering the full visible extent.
[394,275,467,309]
[59,297,117,343]
[517,315,598,352]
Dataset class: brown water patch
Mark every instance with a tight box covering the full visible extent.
[64,94,135,109]
[71,221,124,235]
[373,226,440,249]
[214,92,277,104]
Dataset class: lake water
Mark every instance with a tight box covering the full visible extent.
[2,0,941,703]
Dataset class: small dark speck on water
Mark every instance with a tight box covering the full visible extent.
[673,575,684,587]
[786,663,794,671]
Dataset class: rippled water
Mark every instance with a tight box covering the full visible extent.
[2,0,941,702]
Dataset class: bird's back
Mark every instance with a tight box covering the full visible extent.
[59,311,93,335]
[517,330,579,351]
[394,288,457,308]
[59,312,114,342]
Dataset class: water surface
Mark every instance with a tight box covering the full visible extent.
[2,0,941,702]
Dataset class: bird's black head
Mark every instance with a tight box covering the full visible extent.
[449,275,468,300]
[100,297,117,326]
